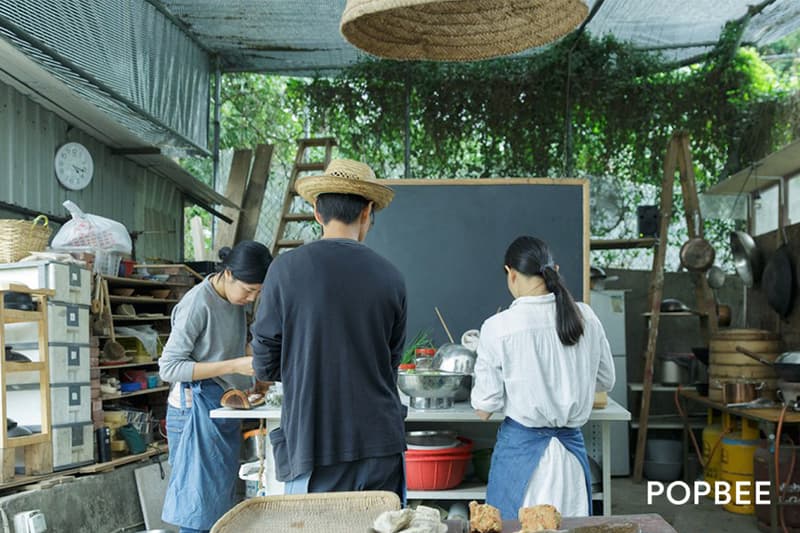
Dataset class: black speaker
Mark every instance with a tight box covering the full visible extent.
[637,205,660,238]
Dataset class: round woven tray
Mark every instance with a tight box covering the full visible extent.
[210,491,400,533]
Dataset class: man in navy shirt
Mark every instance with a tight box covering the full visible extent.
[251,159,407,499]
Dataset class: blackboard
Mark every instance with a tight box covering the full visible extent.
[365,179,589,347]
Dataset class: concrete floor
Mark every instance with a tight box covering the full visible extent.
[610,477,762,532]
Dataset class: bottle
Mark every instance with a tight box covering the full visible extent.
[414,348,436,370]
[96,426,111,463]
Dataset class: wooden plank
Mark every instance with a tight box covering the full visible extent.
[295,162,325,172]
[283,213,316,222]
[633,135,678,483]
[275,240,304,249]
[24,441,52,476]
[297,137,337,147]
[235,143,274,243]
[78,443,168,474]
[590,238,658,250]
[213,149,252,255]
[190,215,207,260]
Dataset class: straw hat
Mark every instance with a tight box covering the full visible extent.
[295,159,395,211]
[340,0,588,62]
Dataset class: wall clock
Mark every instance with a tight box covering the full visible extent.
[55,142,94,191]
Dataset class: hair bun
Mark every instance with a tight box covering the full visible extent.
[218,246,232,262]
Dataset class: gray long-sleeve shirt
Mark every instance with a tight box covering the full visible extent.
[251,238,407,480]
[159,278,252,392]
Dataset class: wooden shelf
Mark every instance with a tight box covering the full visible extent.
[590,238,658,250]
[629,383,683,392]
[103,275,179,288]
[407,482,487,500]
[111,315,170,321]
[108,296,178,304]
[4,361,46,373]
[95,361,158,370]
[1,309,42,324]
[643,311,707,317]
[101,385,169,401]
[631,415,705,429]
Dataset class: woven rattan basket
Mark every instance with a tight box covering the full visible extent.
[211,491,400,533]
[340,0,588,61]
[0,215,51,263]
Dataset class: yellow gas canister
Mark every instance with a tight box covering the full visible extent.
[720,432,760,515]
[702,423,723,496]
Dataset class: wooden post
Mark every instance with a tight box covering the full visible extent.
[213,149,253,255]
[235,144,274,243]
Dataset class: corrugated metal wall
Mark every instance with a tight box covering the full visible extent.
[0,80,182,261]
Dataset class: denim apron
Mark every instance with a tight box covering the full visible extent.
[487,417,593,520]
[162,380,242,531]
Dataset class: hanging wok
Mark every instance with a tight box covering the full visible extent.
[730,231,763,288]
[736,345,800,382]
[680,237,715,272]
[762,221,795,318]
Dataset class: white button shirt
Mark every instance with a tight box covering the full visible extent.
[471,293,616,516]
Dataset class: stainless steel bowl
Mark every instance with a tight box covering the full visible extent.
[406,430,458,447]
[453,374,473,402]
[432,343,477,374]
[398,370,467,409]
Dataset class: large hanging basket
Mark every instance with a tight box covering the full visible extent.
[0,215,51,263]
[340,0,588,61]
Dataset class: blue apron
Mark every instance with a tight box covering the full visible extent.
[162,380,242,531]
[487,417,593,520]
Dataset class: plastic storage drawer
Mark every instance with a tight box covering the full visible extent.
[0,261,91,304]
[4,302,90,344]
[10,343,90,384]
[6,383,92,426]
[52,422,95,470]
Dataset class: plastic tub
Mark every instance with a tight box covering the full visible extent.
[405,437,472,490]
[119,382,142,393]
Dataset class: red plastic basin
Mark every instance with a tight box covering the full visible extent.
[405,437,473,490]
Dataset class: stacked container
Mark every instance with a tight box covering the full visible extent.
[0,261,95,470]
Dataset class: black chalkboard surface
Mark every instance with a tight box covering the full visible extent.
[365,179,589,347]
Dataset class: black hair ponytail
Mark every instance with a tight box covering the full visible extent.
[504,236,584,346]
[217,240,272,284]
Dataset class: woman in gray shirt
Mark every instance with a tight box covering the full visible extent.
[160,241,271,533]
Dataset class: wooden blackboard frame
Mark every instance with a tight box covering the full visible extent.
[366,177,590,342]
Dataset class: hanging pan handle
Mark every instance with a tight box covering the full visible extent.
[735,345,775,367]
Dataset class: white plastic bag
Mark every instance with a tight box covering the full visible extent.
[51,201,132,254]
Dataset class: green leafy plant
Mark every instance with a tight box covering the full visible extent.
[401,330,434,365]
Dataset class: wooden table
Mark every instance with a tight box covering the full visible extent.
[678,389,800,533]
[443,513,676,532]
[211,398,631,516]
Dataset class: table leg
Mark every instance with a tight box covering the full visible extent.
[602,420,611,516]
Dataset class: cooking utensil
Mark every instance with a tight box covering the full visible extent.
[762,218,794,317]
[680,237,715,272]
[736,345,800,382]
[406,430,458,448]
[660,298,690,313]
[432,343,476,374]
[730,231,763,287]
[717,304,732,327]
[722,381,764,404]
[434,306,455,344]
[397,370,466,409]
[706,266,725,289]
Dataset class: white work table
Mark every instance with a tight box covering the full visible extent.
[212,398,631,515]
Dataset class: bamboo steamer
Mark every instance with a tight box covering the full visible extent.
[709,330,781,395]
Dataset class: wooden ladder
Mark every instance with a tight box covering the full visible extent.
[271,137,337,256]
[632,132,718,482]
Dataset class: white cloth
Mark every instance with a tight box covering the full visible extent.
[522,438,589,516]
[471,293,615,517]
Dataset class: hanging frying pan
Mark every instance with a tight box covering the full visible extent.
[762,213,795,318]
[730,231,763,288]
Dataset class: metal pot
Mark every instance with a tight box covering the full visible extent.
[722,381,764,404]
[717,304,732,328]
[730,231,763,288]
[661,298,690,313]
[706,266,726,289]
[432,343,476,374]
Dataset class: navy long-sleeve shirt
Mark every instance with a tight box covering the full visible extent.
[251,238,407,479]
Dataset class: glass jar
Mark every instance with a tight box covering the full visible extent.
[414,348,436,370]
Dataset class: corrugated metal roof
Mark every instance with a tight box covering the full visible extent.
[157,0,800,74]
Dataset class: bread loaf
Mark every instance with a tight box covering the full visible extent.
[469,501,502,533]
[518,504,561,531]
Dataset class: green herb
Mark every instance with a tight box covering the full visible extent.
[401,330,434,365]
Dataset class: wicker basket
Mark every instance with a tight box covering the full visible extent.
[0,215,51,263]
[210,491,400,533]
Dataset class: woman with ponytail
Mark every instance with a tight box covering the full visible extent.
[471,236,615,519]
[160,240,272,533]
